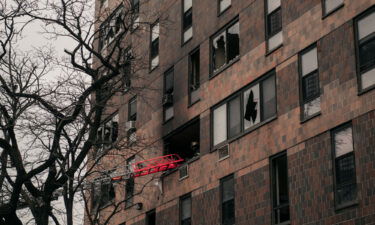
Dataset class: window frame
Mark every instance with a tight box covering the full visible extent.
[125,156,135,208]
[211,70,277,150]
[210,17,240,78]
[163,66,175,122]
[220,174,235,225]
[96,112,119,152]
[128,96,137,121]
[182,0,193,45]
[188,47,200,106]
[354,6,375,94]
[264,0,283,54]
[180,193,192,225]
[321,0,344,18]
[270,151,290,225]
[331,123,358,210]
[298,43,321,122]
[149,20,160,72]
[218,0,231,16]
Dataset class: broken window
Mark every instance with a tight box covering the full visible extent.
[221,174,235,225]
[299,45,320,119]
[163,67,174,122]
[189,48,200,104]
[180,194,192,225]
[125,156,135,208]
[96,113,119,151]
[271,152,290,225]
[265,0,283,52]
[332,124,357,208]
[355,8,375,91]
[219,0,231,14]
[92,180,115,209]
[212,71,276,147]
[150,22,159,70]
[164,119,200,162]
[99,5,125,51]
[183,0,193,43]
[323,0,344,16]
[211,20,239,74]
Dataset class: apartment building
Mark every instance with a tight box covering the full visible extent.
[90,0,375,224]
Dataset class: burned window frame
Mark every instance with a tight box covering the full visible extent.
[96,113,119,152]
[270,151,290,225]
[163,67,174,122]
[354,6,375,93]
[98,4,125,51]
[182,0,193,44]
[150,21,160,71]
[331,123,358,209]
[264,0,283,53]
[180,193,192,225]
[211,70,277,149]
[322,0,344,17]
[210,17,240,77]
[125,156,135,208]
[188,47,200,105]
[220,174,235,225]
[298,43,321,121]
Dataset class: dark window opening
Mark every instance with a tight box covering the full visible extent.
[212,20,239,74]
[180,194,192,225]
[183,9,192,31]
[125,156,135,208]
[163,68,174,121]
[146,210,156,225]
[96,114,119,151]
[271,152,290,225]
[98,5,125,51]
[302,71,319,102]
[189,49,200,104]
[359,37,375,72]
[150,39,159,59]
[267,8,282,37]
[92,181,115,209]
[221,174,234,225]
[164,119,200,162]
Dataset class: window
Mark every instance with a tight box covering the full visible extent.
[270,152,290,225]
[92,180,115,209]
[127,97,137,143]
[96,114,119,151]
[164,118,200,162]
[323,0,344,16]
[212,71,276,147]
[122,50,132,92]
[265,0,283,52]
[355,7,375,91]
[125,156,135,208]
[332,124,357,208]
[128,97,137,121]
[99,5,125,51]
[150,22,159,70]
[163,67,174,122]
[146,209,156,225]
[219,0,231,14]
[180,194,192,225]
[211,19,239,75]
[183,0,193,43]
[299,45,321,119]
[131,0,140,29]
[189,48,200,104]
[221,174,234,225]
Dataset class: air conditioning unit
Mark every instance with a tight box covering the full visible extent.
[179,164,188,180]
[162,93,173,106]
[126,120,136,131]
[218,144,229,161]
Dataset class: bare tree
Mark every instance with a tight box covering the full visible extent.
[0,0,164,224]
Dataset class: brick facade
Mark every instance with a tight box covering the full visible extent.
[91,0,375,224]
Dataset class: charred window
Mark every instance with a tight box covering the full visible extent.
[189,48,200,104]
[211,19,239,74]
[99,5,125,51]
[221,174,235,225]
[164,119,200,162]
[183,0,193,43]
[265,0,283,52]
[355,7,375,91]
[96,114,119,152]
[150,22,159,70]
[163,67,174,122]
[299,44,321,119]
[332,124,357,208]
[271,152,290,225]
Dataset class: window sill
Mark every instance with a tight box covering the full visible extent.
[335,200,358,212]
[218,5,231,17]
[265,43,283,56]
[181,36,193,47]
[211,115,277,152]
[300,111,321,124]
[322,4,344,20]
[188,98,200,108]
[358,83,375,96]
[209,57,240,80]
[162,116,174,125]
[149,64,159,73]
